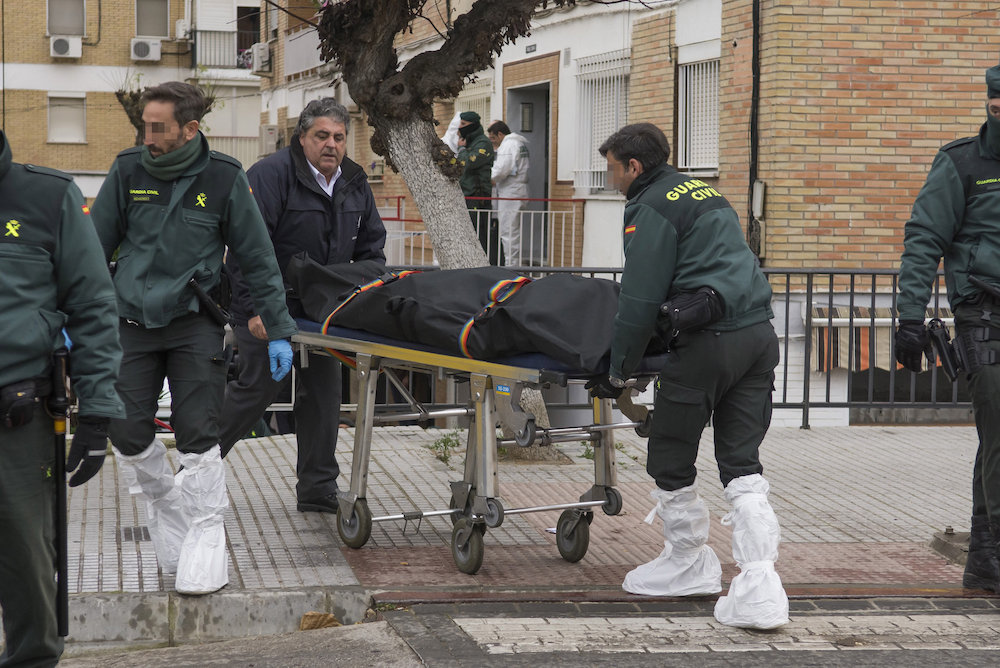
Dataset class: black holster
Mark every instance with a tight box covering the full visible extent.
[659,287,725,338]
[0,376,51,428]
[929,317,999,381]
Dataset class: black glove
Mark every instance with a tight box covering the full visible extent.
[585,375,625,400]
[67,417,110,487]
[894,320,931,373]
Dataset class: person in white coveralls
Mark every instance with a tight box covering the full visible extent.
[488,120,530,266]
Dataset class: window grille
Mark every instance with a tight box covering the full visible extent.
[48,0,85,35]
[677,58,719,172]
[573,49,630,193]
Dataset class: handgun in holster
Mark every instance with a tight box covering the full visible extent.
[928,317,998,381]
[928,318,963,382]
[189,273,233,328]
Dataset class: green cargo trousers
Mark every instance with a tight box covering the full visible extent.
[0,404,62,668]
[954,302,1000,524]
[645,320,780,492]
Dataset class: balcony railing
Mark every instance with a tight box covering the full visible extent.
[193,30,258,69]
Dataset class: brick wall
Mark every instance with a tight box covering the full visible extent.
[2,0,190,172]
[722,0,997,269]
[629,12,675,134]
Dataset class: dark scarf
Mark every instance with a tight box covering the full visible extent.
[140,132,205,181]
[459,122,482,140]
[984,106,1000,159]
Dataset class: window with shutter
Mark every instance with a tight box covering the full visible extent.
[573,49,630,193]
[677,58,719,173]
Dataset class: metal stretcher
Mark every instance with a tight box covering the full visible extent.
[292,319,660,575]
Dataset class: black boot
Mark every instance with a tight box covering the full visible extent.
[962,516,999,592]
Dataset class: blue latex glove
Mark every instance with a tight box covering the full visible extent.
[62,328,72,350]
[268,339,293,382]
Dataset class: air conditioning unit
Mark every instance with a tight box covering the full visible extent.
[259,124,279,157]
[131,38,162,62]
[50,35,82,59]
[251,42,271,74]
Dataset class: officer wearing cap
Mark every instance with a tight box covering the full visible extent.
[896,63,1000,593]
[456,110,501,263]
[0,129,124,665]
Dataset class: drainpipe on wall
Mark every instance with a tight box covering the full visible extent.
[747,0,763,259]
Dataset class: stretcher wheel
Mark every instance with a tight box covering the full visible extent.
[514,419,536,447]
[484,498,505,528]
[337,499,372,549]
[451,517,485,575]
[635,413,653,438]
[602,487,623,516]
[556,509,590,563]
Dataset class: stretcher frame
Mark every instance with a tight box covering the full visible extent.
[292,326,655,574]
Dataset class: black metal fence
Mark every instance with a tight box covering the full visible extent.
[272,266,970,431]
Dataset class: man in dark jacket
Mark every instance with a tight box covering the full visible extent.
[895,63,1000,593]
[591,123,787,630]
[0,129,124,667]
[220,98,386,514]
[457,111,502,264]
[91,82,296,596]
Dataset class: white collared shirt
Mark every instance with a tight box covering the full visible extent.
[307,160,342,197]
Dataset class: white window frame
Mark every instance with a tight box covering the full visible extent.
[48,0,86,36]
[136,0,170,38]
[573,49,630,194]
[47,93,87,144]
[677,57,719,175]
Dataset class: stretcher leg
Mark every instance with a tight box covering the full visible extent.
[337,353,380,548]
[469,375,504,527]
[577,396,625,521]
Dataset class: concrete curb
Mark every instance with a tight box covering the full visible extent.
[66,586,373,652]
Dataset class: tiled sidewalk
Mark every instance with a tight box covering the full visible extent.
[66,424,976,598]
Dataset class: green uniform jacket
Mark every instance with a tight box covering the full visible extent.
[898,124,1000,321]
[611,164,773,379]
[457,128,494,197]
[0,131,124,419]
[91,136,296,339]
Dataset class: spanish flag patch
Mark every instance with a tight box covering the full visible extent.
[624,224,636,235]
[81,205,90,215]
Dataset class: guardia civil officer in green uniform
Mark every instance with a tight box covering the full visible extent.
[896,64,1000,593]
[456,111,502,264]
[591,123,788,630]
[90,82,296,596]
[0,129,124,666]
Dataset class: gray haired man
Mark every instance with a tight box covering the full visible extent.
[220,98,386,512]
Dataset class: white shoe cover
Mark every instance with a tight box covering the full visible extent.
[623,485,722,596]
[174,446,229,595]
[114,440,188,574]
[714,474,789,629]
